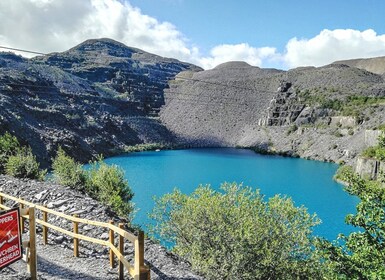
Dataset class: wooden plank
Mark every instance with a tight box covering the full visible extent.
[109,220,115,268]
[28,207,37,280]
[0,192,138,242]
[119,223,124,280]
[42,210,48,245]
[109,244,135,276]
[37,219,109,246]
[73,214,79,257]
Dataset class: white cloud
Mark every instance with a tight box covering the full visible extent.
[284,29,385,68]
[0,0,195,62]
[1,1,385,70]
[198,43,278,70]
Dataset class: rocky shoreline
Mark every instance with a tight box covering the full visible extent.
[0,175,203,280]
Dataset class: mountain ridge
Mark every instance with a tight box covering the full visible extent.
[1,38,384,166]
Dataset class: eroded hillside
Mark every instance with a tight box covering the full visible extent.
[0,39,201,166]
[160,61,385,163]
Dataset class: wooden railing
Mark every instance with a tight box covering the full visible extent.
[0,192,150,280]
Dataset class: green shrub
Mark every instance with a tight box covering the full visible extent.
[52,147,86,190]
[317,173,385,278]
[379,132,385,148]
[5,147,46,180]
[362,146,378,158]
[286,124,298,135]
[334,165,354,182]
[150,183,323,279]
[87,160,134,218]
[0,132,20,172]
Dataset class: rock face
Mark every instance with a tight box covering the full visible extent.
[1,38,385,165]
[0,39,201,167]
[355,157,385,180]
[160,62,385,163]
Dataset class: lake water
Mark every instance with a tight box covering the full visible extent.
[102,148,359,241]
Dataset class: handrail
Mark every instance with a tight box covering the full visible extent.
[0,192,138,242]
[0,191,149,280]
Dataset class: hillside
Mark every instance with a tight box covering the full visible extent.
[333,56,385,75]
[160,61,385,163]
[0,39,201,167]
[1,38,385,166]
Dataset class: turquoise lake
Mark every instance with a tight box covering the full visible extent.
[102,148,359,241]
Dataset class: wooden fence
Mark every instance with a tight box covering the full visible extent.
[0,192,150,280]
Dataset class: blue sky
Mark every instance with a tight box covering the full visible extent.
[130,0,385,53]
[1,0,385,69]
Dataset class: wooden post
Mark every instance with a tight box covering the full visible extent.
[0,194,3,205]
[118,223,124,280]
[134,231,147,280]
[28,207,37,280]
[109,220,115,268]
[73,214,79,257]
[19,202,25,233]
[42,209,48,245]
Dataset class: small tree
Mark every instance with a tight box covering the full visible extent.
[5,146,46,180]
[150,183,323,279]
[87,160,134,218]
[318,172,385,279]
[52,147,86,190]
[0,132,20,172]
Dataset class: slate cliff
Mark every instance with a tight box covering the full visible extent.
[0,39,201,167]
[1,39,385,166]
[160,61,385,164]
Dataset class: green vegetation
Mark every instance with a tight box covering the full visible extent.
[124,143,167,153]
[361,130,385,161]
[5,147,46,180]
[334,164,354,182]
[87,160,134,217]
[0,132,20,172]
[150,183,323,279]
[151,176,385,279]
[318,172,385,279]
[52,147,86,190]
[52,149,134,219]
[286,124,298,135]
[298,89,385,120]
[0,132,45,180]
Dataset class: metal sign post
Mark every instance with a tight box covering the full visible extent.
[0,207,22,268]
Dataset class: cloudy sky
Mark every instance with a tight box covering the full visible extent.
[1,0,385,70]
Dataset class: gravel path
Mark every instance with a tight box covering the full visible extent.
[0,175,203,280]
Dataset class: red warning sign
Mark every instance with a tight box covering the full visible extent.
[0,208,22,268]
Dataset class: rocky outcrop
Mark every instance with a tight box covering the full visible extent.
[355,157,384,180]
[365,129,383,147]
[258,81,306,126]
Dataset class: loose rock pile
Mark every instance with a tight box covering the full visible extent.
[0,175,203,279]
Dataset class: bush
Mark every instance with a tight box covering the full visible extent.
[87,160,134,218]
[0,132,20,172]
[318,173,385,278]
[5,147,46,180]
[334,165,354,182]
[150,183,323,279]
[52,147,86,190]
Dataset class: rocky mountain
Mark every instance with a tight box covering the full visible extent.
[1,38,385,167]
[0,39,201,167]
[160,61,385,164]
[333,56,385,75]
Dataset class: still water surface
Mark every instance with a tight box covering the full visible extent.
[103,148,358,241]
